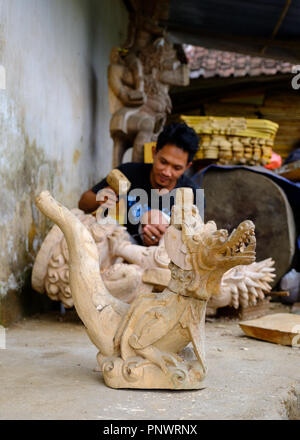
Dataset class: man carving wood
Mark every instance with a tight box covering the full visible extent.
[78,123,200,246]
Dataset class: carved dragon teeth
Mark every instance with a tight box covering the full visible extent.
[223,225,255,260]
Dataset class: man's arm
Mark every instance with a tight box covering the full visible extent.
[78,189,100,213]
[78,187,118,213]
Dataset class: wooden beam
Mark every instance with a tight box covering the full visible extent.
[171,75,292,113]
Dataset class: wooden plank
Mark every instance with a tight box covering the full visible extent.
[219,92,265,106]
[203,103,258,118]
[239,313,300,346]
[273,146,298,155]
[275,139,299,145]
[259,110,300,118]
[263,104,300,111]
[277,124,300,131]
[274,150,295,156]
[270,291,290,297]
[239,298,271,321]
[275,139,299,146]
[277,131,300,138]
[276,121,300,126]
[276,160,300,181]
[264,95,300,105]
[264,96,300,103]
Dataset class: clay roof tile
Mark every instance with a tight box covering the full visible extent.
[184,44,294,79]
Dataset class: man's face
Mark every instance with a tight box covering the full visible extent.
[151,144,192,190]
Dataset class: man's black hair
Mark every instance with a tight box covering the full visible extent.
[156,122,199,163]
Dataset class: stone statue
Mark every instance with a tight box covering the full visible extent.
[35,188,256,389]
[108,16,189,166]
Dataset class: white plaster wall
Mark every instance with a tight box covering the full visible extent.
[91,0,129,182]
[0,0,128,316]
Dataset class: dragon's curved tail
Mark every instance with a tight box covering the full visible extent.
[35,191,128,356]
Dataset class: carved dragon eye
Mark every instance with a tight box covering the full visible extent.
[213,230,228,244]
[192,234,201,242]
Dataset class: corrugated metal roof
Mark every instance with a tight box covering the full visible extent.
[165,0,300,63]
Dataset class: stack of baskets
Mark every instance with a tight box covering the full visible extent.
[180,116,279,166]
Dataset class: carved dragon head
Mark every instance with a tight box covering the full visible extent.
[165,188,256,299]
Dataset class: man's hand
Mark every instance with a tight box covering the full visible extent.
[141,209,169,247]
[96,187,118,209]
[78,186,118,214]
[142,223,168,246]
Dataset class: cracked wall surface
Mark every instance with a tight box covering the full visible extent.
[0,0,128,325]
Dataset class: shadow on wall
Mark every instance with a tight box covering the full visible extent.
[0,268,56,327]
[88,65,98,159]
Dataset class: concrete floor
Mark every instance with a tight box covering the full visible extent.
[0,303,299,420]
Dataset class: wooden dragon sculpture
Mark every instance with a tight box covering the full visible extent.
[35,188,256,389]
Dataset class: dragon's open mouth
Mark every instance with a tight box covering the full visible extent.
[220,221,256,262]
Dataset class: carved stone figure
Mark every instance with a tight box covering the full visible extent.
[35,188,256,389]
[108,16,189,166]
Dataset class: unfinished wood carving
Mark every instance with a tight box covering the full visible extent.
[31,209,154,306]
[109,15,189,165]
[239,313,300,346]
[180,116,278,165]
[207,258,276,315]
[32,215,273,313]
[35,188,256,389]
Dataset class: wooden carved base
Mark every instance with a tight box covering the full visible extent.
[101,356,205,389]
[35,189,256,390]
